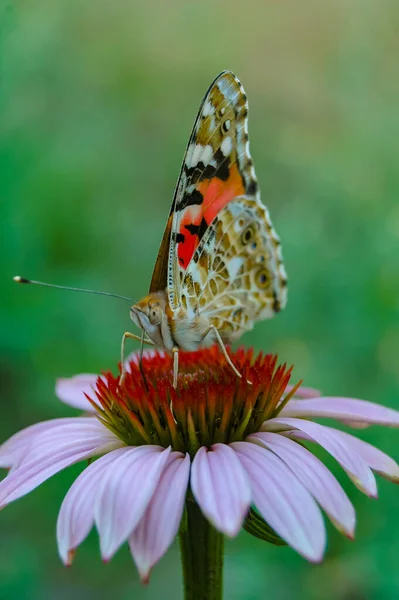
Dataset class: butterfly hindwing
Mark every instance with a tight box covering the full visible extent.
[181,197,287,340]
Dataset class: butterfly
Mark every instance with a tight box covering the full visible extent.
[121,71,287,386]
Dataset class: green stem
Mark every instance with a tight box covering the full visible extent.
[179,497,224,600]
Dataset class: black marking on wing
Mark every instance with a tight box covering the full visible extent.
[184,162,216,181]
[247,180,257,196]
[182,148,230,186]
[184,223,199,235]
[184,218,208,239]
[173,232,185,243]
[272,291,281,312]
[177,189,204,211]
[212,149,230,181]
[198,217,209,239]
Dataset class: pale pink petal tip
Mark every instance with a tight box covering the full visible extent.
[249,432,356,539]
[95,446,171,561]
[55,374,101,412]
[65,549,75,567]
[129,452,190,581]
[281,397,399,427]
[0,418,83,470]
[336,430,399,484]
[232,441,326,562]
[57,448,129,565]
[191,445,251,537]
[265,418,379,497]
[285,385,322,399]
[0,419,122,509]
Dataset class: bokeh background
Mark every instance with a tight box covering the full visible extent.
[1,0,399,598]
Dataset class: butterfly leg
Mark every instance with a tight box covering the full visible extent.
[204,325,252,385]
[138,330,149,391]
[119,331,155,385]
[172,347,179,388]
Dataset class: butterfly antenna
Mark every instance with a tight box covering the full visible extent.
[13,276,135,302]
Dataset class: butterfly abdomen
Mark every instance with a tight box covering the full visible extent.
[168,308,214,352]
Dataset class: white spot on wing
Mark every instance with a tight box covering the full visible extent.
[220,136,232,157]
[201,145,213,166]
[227,257,243,280]
[186,144,213,168]
[185,144,195,168]
[191,144,203,168]
[202,100,214,117]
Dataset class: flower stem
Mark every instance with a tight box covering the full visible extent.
[179,496,224,600]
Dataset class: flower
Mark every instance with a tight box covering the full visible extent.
[1,347,399,582]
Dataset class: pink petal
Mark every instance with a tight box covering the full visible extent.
[191,444,251,537]
[57,447,131,565]
[280,397,399,427]
[265,417,377,497]
[285,385,322,399]
[0,418,87,469]
[56,374,101,412]
[14,419,117,466]
[0,420,122,507]
[324,429,399,483]
[249,432,355,537]
[95,445,171,560]
[129,452,190,582]
[231,441,326,562]
[338,421,371,430]
[55,351,165,412]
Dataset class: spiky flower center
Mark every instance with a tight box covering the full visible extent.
[90,347,300,456]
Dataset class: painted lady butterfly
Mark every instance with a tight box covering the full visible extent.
[122,71,287,386]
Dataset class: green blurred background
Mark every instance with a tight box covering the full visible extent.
[1,0,399,598]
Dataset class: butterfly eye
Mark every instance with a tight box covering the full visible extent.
[241,225,256,245]
[255,268,270,289]
[149,306,164,325]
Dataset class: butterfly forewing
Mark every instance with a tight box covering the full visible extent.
[150,72,259,301]
[150,70,286,345]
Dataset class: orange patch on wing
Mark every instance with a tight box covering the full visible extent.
[199,164,245,225]
[177,206,202,270]
[177,166,245,270]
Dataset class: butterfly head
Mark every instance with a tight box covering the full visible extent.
[130,291,169,347]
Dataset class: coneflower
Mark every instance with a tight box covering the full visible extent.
[1,347,398,600]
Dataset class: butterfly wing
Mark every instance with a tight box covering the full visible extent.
[178,72,287,340]
[150,70,287,342]
[182,196,287,341]
[149,215,172,293]
[150,71,259,306]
